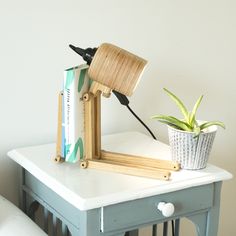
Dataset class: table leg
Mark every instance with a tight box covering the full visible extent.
[206,182,222,236]
[187,181,222,236]
[188,212,208,236]
[19,168,26,213]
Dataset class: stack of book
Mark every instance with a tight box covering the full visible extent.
[57,64,90,163]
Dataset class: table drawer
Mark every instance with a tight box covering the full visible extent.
[102,183,214,233]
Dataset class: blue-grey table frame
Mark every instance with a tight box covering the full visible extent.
[20,168,222,236]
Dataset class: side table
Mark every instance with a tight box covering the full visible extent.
[7,132,232,236]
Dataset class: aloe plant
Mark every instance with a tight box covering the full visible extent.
[152,88,225,136]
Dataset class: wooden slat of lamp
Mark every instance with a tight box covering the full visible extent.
[69,43,180,180]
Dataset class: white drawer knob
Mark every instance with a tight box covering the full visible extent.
[157,202,175,217]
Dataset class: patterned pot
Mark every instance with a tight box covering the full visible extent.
[168,124,217,170]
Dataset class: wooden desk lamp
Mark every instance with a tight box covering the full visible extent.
[67,43,180,180]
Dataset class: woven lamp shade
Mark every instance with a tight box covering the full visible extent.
[88,43,147,96]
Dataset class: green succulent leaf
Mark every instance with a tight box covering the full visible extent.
[151,119,182,130]
[188,112,195,128]
[163,88,189,122]
[189,95,203,126]
[193,125,201,138]
[151,115,192,131]
[199,121,226,130]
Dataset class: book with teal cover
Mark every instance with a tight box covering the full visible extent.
[63,64,90,163]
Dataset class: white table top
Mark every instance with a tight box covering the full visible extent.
[7,132,232,211]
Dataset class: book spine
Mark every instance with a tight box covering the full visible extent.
[61,91,65,158]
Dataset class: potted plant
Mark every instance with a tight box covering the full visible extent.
[152,88,225,170]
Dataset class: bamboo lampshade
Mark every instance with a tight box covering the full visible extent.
[88,43,147,96]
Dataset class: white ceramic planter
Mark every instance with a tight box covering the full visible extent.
[168,124,217,170]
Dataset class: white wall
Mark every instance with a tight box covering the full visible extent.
[0,1,235,235]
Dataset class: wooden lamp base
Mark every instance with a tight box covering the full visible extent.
[81,82,180,180]
[81,150,179,180]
